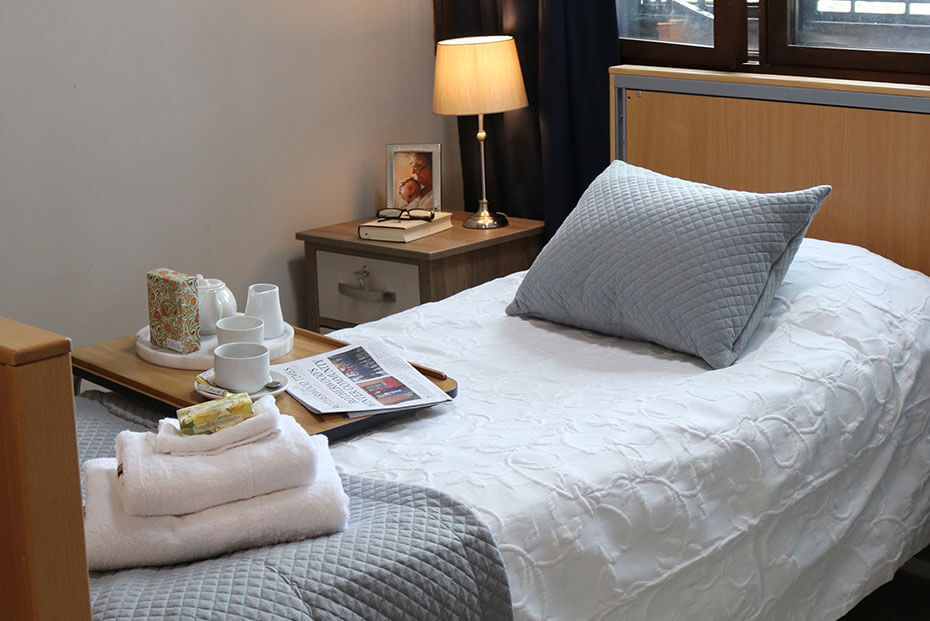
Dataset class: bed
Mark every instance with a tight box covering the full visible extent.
[329,238,930,619]
[4,66,930,620]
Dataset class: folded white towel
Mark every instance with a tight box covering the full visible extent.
[83,448,349,571]
[150,394,281,456]
[116,414,318,516]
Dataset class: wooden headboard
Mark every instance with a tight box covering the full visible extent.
[610,65,930,276]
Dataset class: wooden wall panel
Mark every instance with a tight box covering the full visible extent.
[624,90,930,275]
[618,78,930,276]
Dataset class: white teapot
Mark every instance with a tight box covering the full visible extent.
[196,275,237,335]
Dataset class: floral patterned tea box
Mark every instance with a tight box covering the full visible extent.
[146,268,200,353]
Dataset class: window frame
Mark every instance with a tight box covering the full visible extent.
[617,0,930,83]
[617,0,747,67]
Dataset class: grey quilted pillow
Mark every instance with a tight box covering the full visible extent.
[506,161,831,368]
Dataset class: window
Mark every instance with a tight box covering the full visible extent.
[616,0,930,82]
[798,0,930,52]
[617,0,714,47]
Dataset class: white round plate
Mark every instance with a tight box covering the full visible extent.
[135,321,294,370]
[194,369,289,401]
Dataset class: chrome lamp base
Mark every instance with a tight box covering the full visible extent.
[463,208,509,229]
[463,113,509,229]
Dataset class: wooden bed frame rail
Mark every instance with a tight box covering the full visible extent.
[610,65,930,276]
[0,317,91,620]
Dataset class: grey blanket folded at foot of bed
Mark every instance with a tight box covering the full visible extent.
[77,392,513,621]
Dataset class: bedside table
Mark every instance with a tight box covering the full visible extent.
[296,210,545,331]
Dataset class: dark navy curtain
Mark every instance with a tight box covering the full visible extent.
[433,1,618,237]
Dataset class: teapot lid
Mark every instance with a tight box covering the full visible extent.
[196,274,224,289]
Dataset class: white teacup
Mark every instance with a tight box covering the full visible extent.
[213,342,270,394]
[216,315,264,346]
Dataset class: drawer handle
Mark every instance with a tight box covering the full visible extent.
[338,267,397,304]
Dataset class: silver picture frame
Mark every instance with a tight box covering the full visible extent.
[385,143,441,212]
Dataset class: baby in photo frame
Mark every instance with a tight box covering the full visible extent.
[397,177,426,209]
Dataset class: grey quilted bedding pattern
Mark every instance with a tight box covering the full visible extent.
[77,391,512,621]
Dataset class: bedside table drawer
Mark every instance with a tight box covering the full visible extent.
[297,211,545,331]
[316,251,421,325]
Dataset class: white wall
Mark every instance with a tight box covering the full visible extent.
[0,0,462,346]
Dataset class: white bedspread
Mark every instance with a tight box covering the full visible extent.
[329,239,930,621]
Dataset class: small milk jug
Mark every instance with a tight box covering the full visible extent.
[244,283,285,338]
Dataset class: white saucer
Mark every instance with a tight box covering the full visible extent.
[194,369,289,401]
[135,321,295,370]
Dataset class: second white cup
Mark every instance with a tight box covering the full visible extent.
[213,342,270,394]
[216,315,264,346]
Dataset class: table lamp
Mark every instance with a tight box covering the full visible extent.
[433,35,529,229]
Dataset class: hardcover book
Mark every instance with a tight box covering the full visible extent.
[358,211,452,243]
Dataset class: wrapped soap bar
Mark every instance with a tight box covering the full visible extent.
[177,393,254,435]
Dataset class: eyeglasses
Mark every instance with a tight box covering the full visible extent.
[377,208,435,222]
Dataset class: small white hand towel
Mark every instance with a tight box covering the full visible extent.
[150,394,281,456]
[83,447,349,571]
[116,414,317,516]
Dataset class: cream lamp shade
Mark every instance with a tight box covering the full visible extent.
[432,35,528,229]
[432,35,529,115]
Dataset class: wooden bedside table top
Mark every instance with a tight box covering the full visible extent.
[72,327,457,441]
[295,210,545,261]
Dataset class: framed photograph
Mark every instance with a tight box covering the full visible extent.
[386,144,441,212]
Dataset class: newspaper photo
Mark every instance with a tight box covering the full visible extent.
[272,339,452,418]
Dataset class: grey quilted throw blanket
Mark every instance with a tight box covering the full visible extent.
[77,392,512,621]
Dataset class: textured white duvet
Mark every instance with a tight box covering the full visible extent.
[329,239,930,621]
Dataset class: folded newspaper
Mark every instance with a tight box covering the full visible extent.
[272,339,452,418]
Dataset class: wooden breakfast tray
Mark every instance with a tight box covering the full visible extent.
[72,326,457,440]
